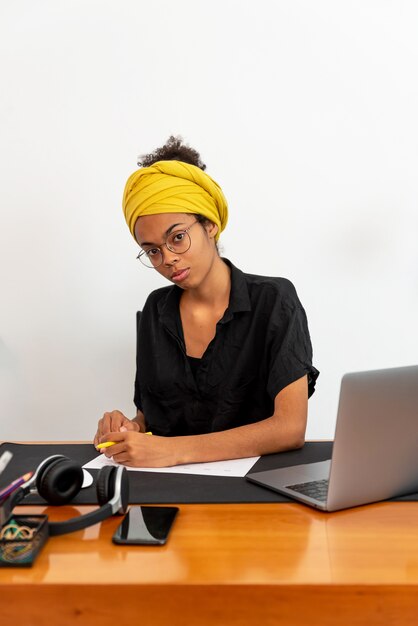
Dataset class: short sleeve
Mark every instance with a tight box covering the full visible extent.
[267,304,319,400]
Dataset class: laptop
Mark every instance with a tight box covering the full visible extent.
[246,365,418,511]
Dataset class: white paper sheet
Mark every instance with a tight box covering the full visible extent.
[83,453,260,477]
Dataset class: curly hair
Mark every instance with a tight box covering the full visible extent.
[137,135,206,170]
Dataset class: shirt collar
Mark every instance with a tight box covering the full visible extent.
[220,258,251,322]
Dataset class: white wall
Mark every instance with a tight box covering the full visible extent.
[1,0,417,441]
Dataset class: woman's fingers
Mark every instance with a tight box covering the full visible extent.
[94,410,130,444]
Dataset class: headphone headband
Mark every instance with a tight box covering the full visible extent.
[2,456,129,537]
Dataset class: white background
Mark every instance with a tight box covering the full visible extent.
[1,1,417,441]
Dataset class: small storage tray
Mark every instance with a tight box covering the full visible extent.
[0,515,49,567]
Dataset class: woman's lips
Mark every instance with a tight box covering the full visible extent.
[171,268,190,283]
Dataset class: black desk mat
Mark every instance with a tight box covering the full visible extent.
[1,442,417,504]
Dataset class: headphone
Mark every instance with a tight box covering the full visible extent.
[5,455,129,536]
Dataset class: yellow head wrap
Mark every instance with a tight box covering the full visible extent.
[122,160,228,241]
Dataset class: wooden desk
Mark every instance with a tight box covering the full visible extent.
[1,500,418,625]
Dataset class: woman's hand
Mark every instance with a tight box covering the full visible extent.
[94,410,140,447]
[97,430,177,468]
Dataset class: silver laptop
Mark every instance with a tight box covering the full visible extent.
[247,365,418,511]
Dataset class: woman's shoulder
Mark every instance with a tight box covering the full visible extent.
[239,267,300,304]
[228,259,296,296]
[142,285,175,310]
[226,259,304,313]
[244,270,296,292]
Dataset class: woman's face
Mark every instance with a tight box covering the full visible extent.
[134,213,218,289]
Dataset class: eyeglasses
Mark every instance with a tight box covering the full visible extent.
[136,220,199,268]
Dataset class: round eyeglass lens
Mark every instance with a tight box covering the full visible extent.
[138,249,163,268]
[137,229,192,268]
[166,230,191,253]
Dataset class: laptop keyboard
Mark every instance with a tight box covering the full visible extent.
[286,478,329,502]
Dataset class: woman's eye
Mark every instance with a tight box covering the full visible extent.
[146,248,160,257]
[173,233,185,243]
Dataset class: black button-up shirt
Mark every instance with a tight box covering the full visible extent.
[135,259,319,436]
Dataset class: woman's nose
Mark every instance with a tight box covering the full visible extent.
[161,245,180,266]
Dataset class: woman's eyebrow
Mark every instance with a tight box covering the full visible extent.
[139,223,185,247]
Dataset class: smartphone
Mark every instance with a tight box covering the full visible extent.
[112,506,179,545]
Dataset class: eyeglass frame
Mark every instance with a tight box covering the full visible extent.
[136,219,200,268]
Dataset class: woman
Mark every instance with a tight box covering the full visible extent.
[94,136,319,467]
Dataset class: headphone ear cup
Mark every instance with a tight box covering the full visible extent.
[96,466,129,513]
[96,466,117,506]
[37,456,84,505]
[47,465,130,536]
[120,467,129,514]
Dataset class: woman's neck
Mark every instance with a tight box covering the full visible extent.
[183,256,231,309]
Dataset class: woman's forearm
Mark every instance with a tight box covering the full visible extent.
[173,413,305,465]
[172,375,308,464]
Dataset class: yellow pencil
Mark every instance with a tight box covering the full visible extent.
[97,432,152,449]
[96,441,117,449]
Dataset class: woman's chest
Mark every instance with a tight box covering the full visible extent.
[180,306,226,358]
